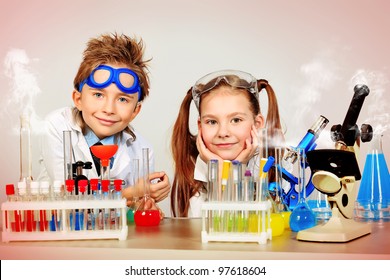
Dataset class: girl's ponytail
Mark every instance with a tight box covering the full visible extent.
[170,89,201,217]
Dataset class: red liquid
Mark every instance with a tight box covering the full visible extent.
[134,210,160,226]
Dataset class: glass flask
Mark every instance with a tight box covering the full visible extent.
[134,148,161,226]
[355,133,390,222]
[289,149,316,232]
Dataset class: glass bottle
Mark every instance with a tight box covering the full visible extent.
[355,133,390,222]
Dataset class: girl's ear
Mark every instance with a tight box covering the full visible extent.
[72,90,82,110]
[254,114,265,129]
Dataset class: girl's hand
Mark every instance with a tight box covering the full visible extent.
[196,128,223,163]
[234,125,259,164]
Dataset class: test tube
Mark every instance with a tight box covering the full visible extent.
[19,114,33,190]
[63,131,73,181]
[207,159,219,232]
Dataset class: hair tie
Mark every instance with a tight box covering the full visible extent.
[258,79,268,90]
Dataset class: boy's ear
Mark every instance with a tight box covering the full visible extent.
[72,90,82,110]
[129,102,142,122]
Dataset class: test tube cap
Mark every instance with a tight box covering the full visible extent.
[6,184,15,195]
[101,179,110,192]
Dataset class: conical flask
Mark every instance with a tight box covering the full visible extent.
[134,148,161,226]
[355,133,390,222]
[289,148,316,232]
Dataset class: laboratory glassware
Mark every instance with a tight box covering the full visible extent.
[63,131,73,181]
[127,159,141,223]
[90,144,118,180]
[271,147,292,229]
[355,133,390,222]
[289,149,316,232]
[20,114,33,191]
[134,148,161,226]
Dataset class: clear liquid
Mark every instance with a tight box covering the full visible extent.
[356,153,390,221]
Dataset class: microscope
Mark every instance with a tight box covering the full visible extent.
[297,84,372,242]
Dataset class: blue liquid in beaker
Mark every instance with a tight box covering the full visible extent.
[356,152,390,221]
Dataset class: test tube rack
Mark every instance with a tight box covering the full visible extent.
[1,199,128,242]
[201,201,272,245]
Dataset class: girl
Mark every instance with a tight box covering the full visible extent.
[170,70,284,217]
[37,33,170,207]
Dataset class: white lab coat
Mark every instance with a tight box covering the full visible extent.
[37,107,155,186]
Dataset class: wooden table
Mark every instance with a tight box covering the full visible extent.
[1,218,389,260]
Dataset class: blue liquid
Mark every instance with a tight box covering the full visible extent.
[289,202,316,232]
[356,153,390,220]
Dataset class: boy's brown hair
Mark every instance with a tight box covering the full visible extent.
[72,33,151,138]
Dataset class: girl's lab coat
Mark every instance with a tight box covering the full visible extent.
[37,107,155,186]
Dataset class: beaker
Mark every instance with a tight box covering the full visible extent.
[289,149,316,232]
[355,133,390,222]
[134,148,161,226]
[307,189,332,225]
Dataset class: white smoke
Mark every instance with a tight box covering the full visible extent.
[3,49,43,134]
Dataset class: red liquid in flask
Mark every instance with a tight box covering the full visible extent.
[134,210,160,226]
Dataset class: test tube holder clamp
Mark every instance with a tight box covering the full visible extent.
[201,201,272,245]
[1,199,128,242]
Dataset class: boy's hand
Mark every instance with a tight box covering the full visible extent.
[149,171,170,203]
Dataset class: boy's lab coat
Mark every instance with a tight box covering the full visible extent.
[37,107,155,186]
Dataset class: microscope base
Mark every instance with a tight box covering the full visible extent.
[297,209,371,243]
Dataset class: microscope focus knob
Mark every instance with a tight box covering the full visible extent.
[360,124,373,143]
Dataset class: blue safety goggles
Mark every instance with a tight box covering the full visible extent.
[78,65,141,99]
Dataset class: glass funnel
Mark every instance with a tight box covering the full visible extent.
[90,144,118,180]
[355,133,390,222]
[289,148,316,232]
[134,148,161,226]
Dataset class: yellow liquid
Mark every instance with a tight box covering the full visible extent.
[248,212,285,237]
[270,213,285,237]
[281,211,291,229]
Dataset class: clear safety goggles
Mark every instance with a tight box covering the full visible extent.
[192,70,259,110]
[78,65,141,99]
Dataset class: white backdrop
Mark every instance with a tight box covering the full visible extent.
[1,0,389,216]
